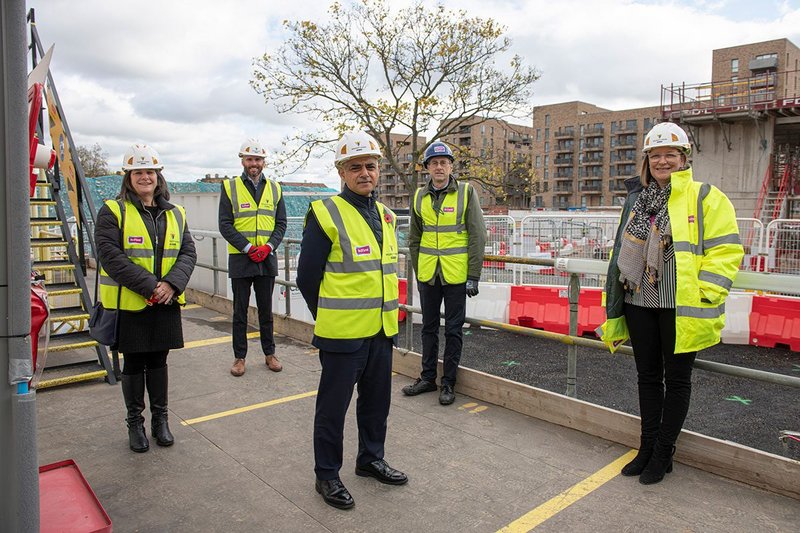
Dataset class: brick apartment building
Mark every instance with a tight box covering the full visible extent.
[532,102,660,209]
[375,132,427,211]
[440,117,534,209]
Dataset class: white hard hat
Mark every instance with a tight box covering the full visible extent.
[239,138,266,158]
[122,144,163,171]
[642,122,691,156]
[334,131,382,167]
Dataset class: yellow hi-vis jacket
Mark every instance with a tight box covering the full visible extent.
[222,176,282,254]
[309,196,399,339]
[599,168,744,354]
[413,182,470,283]
[100,200,187,311]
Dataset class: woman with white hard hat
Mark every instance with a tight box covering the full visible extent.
[599,122,743,484]
[94,144,197,453]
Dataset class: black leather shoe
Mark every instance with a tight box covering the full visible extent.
[355,459,408,485]
[315,478,354,510]
[402,378,437,396]
[439,384,455,405]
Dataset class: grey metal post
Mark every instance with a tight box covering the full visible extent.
[284,242,291,316]
[404,254,413,350]
[211,237,219,296]
[566,273,580,398]
[1,1,40,530]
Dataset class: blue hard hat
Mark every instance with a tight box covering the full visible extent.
[422,141,454,168]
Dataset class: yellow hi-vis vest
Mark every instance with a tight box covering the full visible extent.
[413,182,470,284]
[309,196,399,339]
[599,168,743,354]
[99,200,187,311]
[223,176,282,254]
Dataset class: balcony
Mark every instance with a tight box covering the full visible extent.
[555,168,574,179]
[583,143,604,152]
[508,134,532,145]
[749,57,778,71]
[582,156,603,166]
[552,184,574,194]
[555,142,575,153]
[554,156,574,166]
[609,178,628,193]
[582,125,605,137]
[579,182,603,194]
[554,128,575,139]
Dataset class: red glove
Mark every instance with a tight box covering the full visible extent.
[247,244,271,263]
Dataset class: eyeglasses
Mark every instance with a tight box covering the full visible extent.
[648,152,682,163]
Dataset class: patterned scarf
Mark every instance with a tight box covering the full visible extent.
[617,182,672,291]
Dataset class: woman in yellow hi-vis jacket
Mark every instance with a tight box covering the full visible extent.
[95,144,196,453]
[600,123,743,484]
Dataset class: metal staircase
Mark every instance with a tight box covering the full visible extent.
[31,172,117,388]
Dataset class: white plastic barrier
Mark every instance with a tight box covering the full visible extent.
[272,283,315,324]
[466,282,511,324]
[720,292,753,345]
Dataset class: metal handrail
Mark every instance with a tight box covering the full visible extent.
[188,232,800,397]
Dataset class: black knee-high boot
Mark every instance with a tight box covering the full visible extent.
[121,373,149,453]
[147,366,174,447]
[622,379,663,476]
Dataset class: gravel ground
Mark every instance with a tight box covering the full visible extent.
[405,324,800,460]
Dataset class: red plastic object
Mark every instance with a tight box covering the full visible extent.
[28,83,44,196]
[39,460,112,533]
[30,284,49,374]
[749,295,800,351]
[398,278,407,322]
[509,285,605,337]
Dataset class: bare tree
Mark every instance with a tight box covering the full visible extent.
[251,0,539,193]
[76,143,109,177]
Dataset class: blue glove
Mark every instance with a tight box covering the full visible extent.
[465,279,479,298]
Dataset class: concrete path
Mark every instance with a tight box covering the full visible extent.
[36,304,800,532]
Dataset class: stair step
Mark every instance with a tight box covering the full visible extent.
[30,199,56,206]
[49,306,90,322]
[31,238,68,248]
[30,217,61,226]
[32,259,75,272]
[45,282,83,296]
[47,331,98,352]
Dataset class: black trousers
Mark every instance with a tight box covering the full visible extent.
[122,351,168,375]
[313,335,393,480]
[419,278,466,387]
[231,276,275,359]
[625,304,697,448]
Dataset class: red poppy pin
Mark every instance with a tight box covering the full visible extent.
[384,213,392,224]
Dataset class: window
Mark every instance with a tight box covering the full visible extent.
[535,155,541,168]
[545,128,550,139]
[731,58,739,73]
[481,125,485,134]
[626,119,636,130]
[536,129,541,141]
[544,155,549,167]
[545,114,550,127]
[544,141,550,154]
[544,168,549,179]
[755,53,777,60]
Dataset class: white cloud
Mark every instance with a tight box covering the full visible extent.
[28,0,800,184]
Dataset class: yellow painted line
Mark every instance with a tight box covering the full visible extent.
[182,331,259,350]
[496,449,637,532]
[181,390,317,426]
[182,304,201,310]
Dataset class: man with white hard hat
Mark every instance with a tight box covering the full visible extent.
[297,131,407,510]
[218,138,287,377]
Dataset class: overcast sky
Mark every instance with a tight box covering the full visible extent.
[29,0,800,188]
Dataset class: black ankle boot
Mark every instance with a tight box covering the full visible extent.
[121,373,149,453]
[639,443,675,485]
[621,438,655,477]
[147,366,174,447]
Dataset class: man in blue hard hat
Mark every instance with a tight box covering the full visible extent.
[403,141,486,405]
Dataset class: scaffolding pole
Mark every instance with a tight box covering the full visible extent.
[0,0,39,530]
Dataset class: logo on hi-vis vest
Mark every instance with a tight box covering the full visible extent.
[688,215,695,223]
[240,203,251,209]
[443,207,455,213]
[355,245,371,256]
[128,236,144,244]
